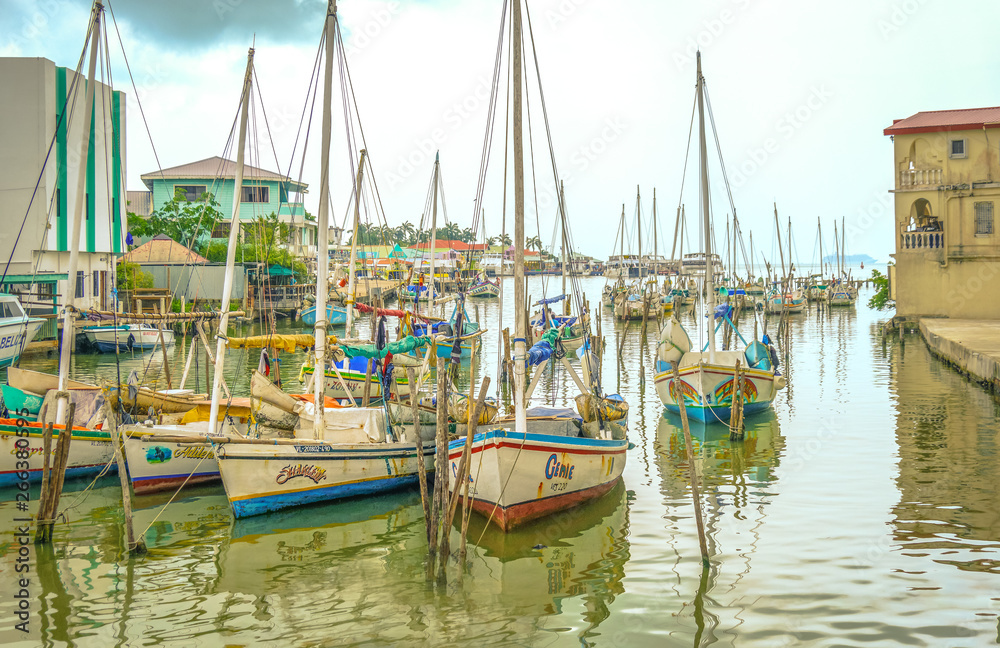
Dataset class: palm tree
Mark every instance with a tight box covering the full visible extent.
[526,235,543,252]
[500,233,512,247]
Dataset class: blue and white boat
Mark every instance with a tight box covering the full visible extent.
[0,295,44,368]
[83,322,174,352]
[299,303,347,326]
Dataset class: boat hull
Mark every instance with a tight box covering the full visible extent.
[122,428,220,494]
[0,319,43,368]
[84,325,174,352]
[447,429,627,531]
[653,358,777,424]
[214,441,435,518]
[0,420,114,486]
[299,304,348,326]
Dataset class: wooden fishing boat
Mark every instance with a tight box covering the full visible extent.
[299,303,348,326]
[0,419,113,486]
[654,53,784,424]
[7,366,93,392]
[469,275,500,298]
[447,0,628,533]
[1,384,43,420]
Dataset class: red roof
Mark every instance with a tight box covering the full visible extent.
[884,107,1000,136]
[410,240,487,251]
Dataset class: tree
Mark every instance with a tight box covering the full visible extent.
[200,213,307,277]
[500,233,512,247]
[116,261,153,291]
[127,190,224,248]
[526,235,544,252]
[867,266,893,311]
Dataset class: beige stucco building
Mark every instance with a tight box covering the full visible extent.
[885,107,1000,319]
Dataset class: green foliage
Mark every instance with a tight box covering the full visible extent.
[867,266,893,310]
[170,299,195,313]
[200,214,307,277]
[116,261,153,291]
[127,190,224,248]
[348,220,483,247]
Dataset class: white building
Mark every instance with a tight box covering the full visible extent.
[0,57,126,324]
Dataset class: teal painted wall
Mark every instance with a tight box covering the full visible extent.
[150,178,285,222]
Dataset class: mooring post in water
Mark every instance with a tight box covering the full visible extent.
[102,399,147,555]
[449,378,491,553]
[35,400,75,544]
[673,364,710,567]
[435,356,450,582]
[407,367,431,543]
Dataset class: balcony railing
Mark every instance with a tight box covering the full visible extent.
[899,168,942,188]
[900,230,944,251]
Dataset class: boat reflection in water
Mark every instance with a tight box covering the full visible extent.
[654,410,785,644]
[462,481,630,644]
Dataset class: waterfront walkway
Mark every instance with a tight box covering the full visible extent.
[920,318,1000,392]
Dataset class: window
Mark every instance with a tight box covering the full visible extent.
[950,139,967,159]
[174,185,207,202]
[212,222,231,238]
[93,270,100,297]
[76,271,84,298]
[241,185,269,203]
[975,201,994,236]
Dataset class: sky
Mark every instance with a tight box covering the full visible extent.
[4,0,999,265]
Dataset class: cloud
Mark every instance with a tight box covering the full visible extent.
[106,0,327,48]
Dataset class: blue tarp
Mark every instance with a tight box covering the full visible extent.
[527,328,560,366]
[713,304,733,320]
[534,294,567,305]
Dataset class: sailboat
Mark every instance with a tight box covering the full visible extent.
[827,218,857,307]
[446,0,627,532]
[0,2,116,485]
[209,1,435,519]
[654,52,784,424]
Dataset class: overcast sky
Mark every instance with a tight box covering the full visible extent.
[4,0,999,264]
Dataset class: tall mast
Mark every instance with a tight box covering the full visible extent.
[773,203,786,292]
[652,188,658,277]
[817,216,824,278]
[669,204,681,272]
[696,52,715,360]
[345,148,367,334]
[841,215,846,278]
[560,181,568,315]
[428,152,440,304]
[679,205,685,275]
[512,0,527,435]
[207,48,253,435]
[787,216,793,289]
[312,0,336,439]
[56,1,102,424]
[636,185,642,280]
[619,204,625,278]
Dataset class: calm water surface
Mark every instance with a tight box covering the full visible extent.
[1,275,998,647]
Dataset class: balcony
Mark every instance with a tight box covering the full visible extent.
[900,230,944,252]
[899,167,942,189]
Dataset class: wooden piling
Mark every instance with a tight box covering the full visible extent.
[407,367,431,543]
[673,364,710,567]
[435,356,450,581]
[35,402,76,544]
[103,400,146,555]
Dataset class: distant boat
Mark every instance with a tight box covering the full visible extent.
[83,322,175,352]
[0,295,44,368]
[299,303,347,326]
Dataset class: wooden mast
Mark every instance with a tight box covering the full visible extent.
[428,152,440,305]
[208,47,253,435]
[55,1,102,424]
[696,51,716,361]
[312,0,336,440]
[636,185,642,280]
[345,149,367,335]
[512,0,527,435]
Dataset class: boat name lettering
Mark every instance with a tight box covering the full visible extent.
[294,445,335,453]
[8,446,42,457]
[0,333,25,350]
[174,446,212,460]
[544,454,574,480]
[275,464,328,484]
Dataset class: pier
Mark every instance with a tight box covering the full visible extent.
[919,318,1000,394]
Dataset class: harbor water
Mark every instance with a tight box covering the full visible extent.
[1,274,998,646]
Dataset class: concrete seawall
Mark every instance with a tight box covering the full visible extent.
[919,318,1000,394]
